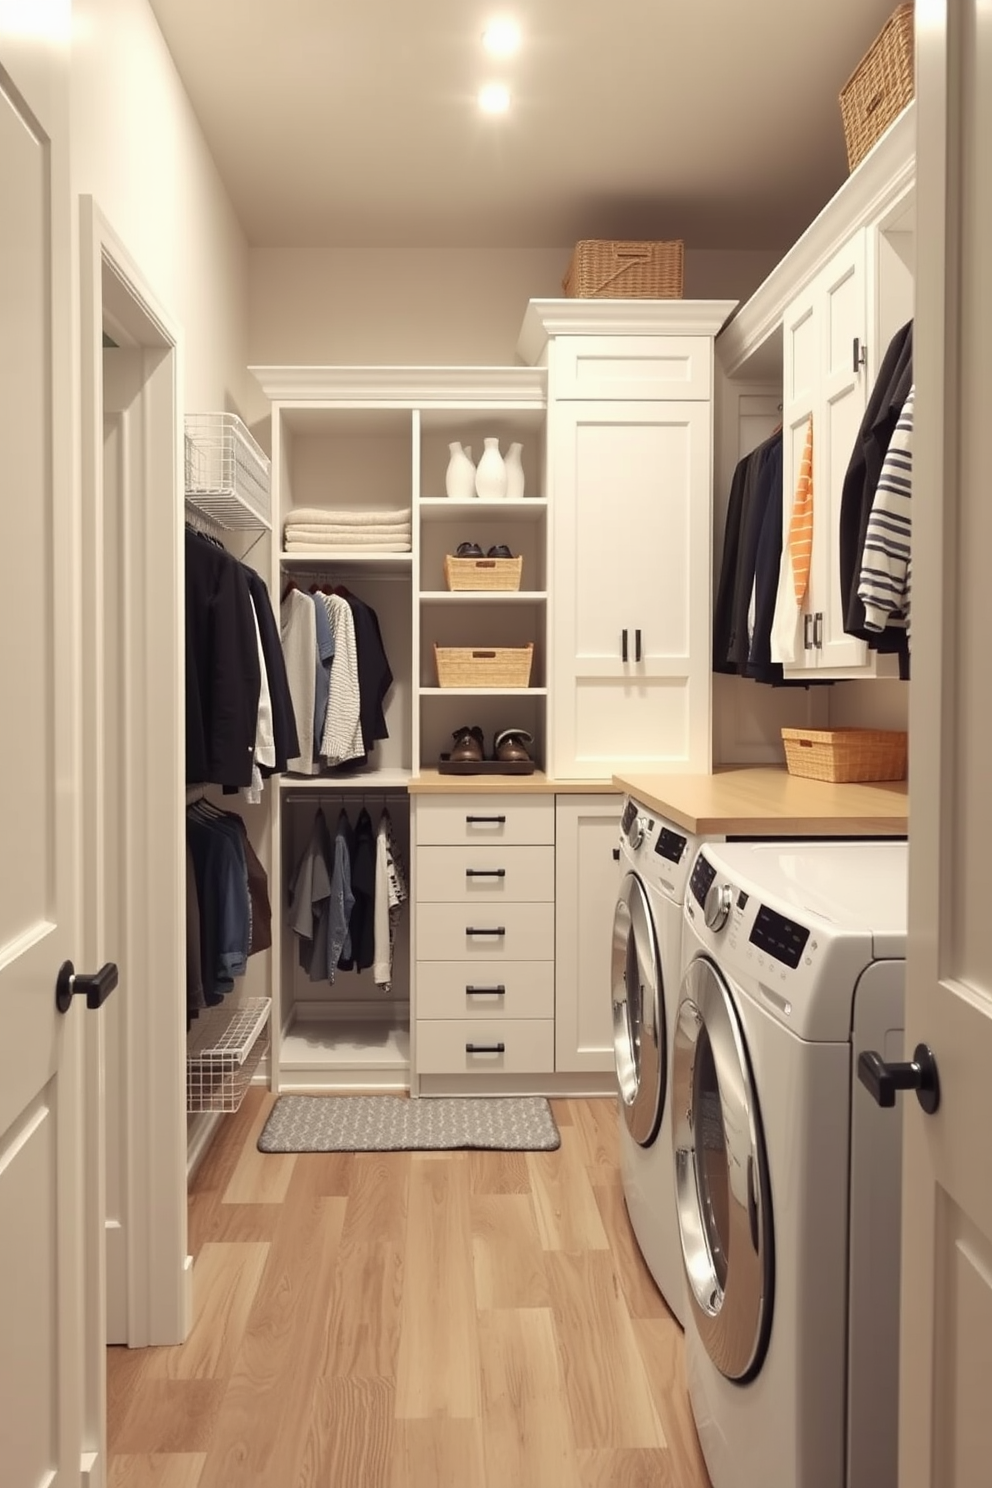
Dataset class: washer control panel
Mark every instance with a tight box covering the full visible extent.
[689,850,717,910]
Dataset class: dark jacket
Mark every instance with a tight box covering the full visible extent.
[185,529,260,787]
[242,565,300,773]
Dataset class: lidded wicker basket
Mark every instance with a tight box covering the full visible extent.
[839,4,915,172]
[563,239,684,299]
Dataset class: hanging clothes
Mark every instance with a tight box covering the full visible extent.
[287,807,333,980]
[858,386,915,647]
[281,585,318,773]
[342,589,393,759]
[185,528,260,788]
[713,432,782,675]
[839,319,913,654]
[373,807,408,992]
[770,417,815,665]
[186,800,271,1011]
[311,593,335,766]
[317,592,364,766]
[242,566,299,774]
[338,806,376,972]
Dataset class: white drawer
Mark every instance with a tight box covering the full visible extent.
[416,902,555,961]
[553,335,713,401]
[415,960,555,1020]
[415,796,554,847]
[416,845,554,903]
[415,1018,555,1075]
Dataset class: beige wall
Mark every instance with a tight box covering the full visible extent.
[72,0,250,414]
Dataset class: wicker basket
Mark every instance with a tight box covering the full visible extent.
[444,554,523,592]
[839,4,915,172]
[434,643,534,688]
[563,239,684,300]
[781,727,908,784]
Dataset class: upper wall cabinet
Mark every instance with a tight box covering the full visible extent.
[518,300,736,779]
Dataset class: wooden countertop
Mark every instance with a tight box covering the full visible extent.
[612,766,908,836]
[408,770,620,796]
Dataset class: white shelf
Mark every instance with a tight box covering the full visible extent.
[420,687,548,697]
[420,498,547,523]
[280,1017,410,1073]
[281,550,412,567]
[420,590,547,603]
[280,768,413,791]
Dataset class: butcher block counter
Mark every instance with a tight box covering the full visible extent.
[612,766,908,837]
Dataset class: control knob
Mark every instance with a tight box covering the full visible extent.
[628,816,650,850]
[704,882,733,932]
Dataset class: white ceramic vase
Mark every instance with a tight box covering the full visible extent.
[504,442,525,500]
[445,441,477,499]
[475,437,507,499]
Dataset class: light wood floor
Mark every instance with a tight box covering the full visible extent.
[107,1090,711,1488]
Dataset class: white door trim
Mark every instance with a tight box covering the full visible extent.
[79,196,190,1348]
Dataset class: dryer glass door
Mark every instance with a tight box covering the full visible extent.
[673,954,773,1382]
[611,872,664,1146]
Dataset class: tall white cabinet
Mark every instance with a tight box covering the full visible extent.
[518,301,736,778]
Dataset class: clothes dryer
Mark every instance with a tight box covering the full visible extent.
[675,839,908,1488]
[611,795,721,1326]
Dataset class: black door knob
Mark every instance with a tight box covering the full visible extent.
[857,1043,940,1115]
[56,960,119,1014]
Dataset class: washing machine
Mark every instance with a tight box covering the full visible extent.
[611,794,722,1326]
[674,839,909,1488]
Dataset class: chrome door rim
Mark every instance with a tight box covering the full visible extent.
[673,954,773,1382]
[611,871,664,1146]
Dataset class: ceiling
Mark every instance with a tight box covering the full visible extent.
[148,0,899,252]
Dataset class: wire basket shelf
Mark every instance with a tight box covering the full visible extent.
[186,995,271,1114]
[184,412,272,531]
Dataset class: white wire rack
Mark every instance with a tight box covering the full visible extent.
[186,995,271,1114]
[184,412,272,531]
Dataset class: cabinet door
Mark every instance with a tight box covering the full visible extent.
[813,230,870,670]
[554,797,622,1073]
[551,400,713,776]
[553,335,713,401]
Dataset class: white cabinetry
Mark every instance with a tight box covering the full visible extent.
[518,301,736,779]
[553,796,621,1074]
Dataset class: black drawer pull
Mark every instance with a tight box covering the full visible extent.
[466,814,506,824]
[466,984,506,996]
[466,926,506,937]
[466,868,506,878]
[466,1042,505,1054]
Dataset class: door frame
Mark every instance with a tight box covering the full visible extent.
[79,196,190,1349]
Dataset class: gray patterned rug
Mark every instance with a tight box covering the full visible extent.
[257,1094,560,1153]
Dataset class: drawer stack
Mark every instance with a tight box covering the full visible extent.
[413,795,555,1079]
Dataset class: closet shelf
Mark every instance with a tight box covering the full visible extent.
[186,996,271,1114]
[281,551,413,571]
[185,413,271,531]
[420,498,547,523]
[420,590,547,604]
[279,768,414,792]
[420,686,549,697]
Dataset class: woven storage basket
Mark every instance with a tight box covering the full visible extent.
[563,239,684,299]
[434,644,534,688]
[781,727,908,784]
[444,554,523,592]
[839,4,915,172]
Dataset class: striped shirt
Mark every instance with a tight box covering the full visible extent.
[858,387,914,643]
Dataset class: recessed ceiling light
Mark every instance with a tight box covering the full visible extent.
[478,82,511,115]
[482,18,521,57]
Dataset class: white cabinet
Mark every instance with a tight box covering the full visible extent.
[516,302,735,780]
[551,398,715,776]
[781,231,874,674]
[553,796,622,1074]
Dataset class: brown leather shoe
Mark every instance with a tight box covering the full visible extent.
[450,725,485,762]
[493,727,534,762]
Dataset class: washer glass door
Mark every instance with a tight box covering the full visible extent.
[672,954,773,1382]
[611,872,664,1146]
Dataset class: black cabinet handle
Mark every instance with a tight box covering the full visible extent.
[814,612,823,649]
[466,868,506,878]
[621,628,628,662]
[635,628,642,662]
[56,960,119,1014]
[612,847,621,861]
[858,1044,940,1114]
[466,984,506,996]
[803,613,813,651]
[466,1042,505,1054]
[466,814,506,824]
[853,336,867,372]
[466,926,506,937]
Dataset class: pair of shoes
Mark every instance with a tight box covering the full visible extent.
[455,541,514,559]
[448,725,534,763]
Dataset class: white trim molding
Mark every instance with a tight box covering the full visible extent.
[516,299,738,365]
[250,364,547,405]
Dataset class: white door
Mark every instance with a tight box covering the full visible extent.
[552,400,713,776]
[898,4,992,1483]
[554,797,619,1073]
[0,13,104,1487]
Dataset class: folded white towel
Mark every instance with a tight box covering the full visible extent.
[285,507,412,529]
[283,537,411,553]
[286,520,411,536]
[285,526,413,544]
